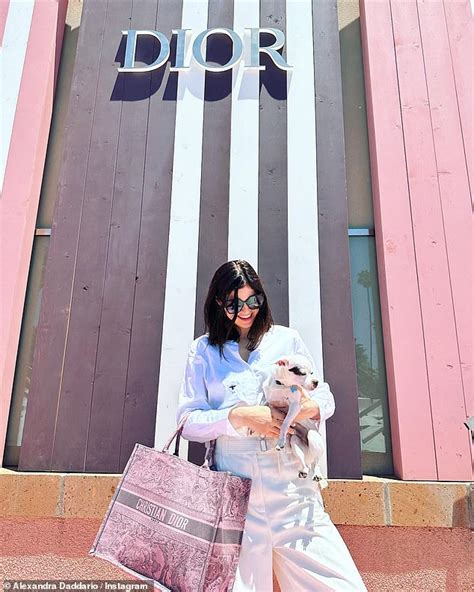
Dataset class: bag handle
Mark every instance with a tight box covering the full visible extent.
[162,411,216,469]
[161,411,191,453]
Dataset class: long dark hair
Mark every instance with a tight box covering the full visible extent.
[203,260,274,359]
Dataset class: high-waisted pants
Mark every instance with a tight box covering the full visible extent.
[214,435,367,592]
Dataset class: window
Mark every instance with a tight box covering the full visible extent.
[349,230,393,476]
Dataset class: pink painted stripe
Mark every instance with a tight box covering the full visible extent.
[0,0,67,464]
[391,0,471,481]
[0,0,10,46]
[359,0,437,480]
[443,0,473,206]
[417,1,473,431]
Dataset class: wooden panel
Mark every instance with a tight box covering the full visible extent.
[359,0,437,479]
[0,0,10,46]
[153,0,208,452]
[0,0,34,193]
[227,0,260,265]
[118,0,183,472]
[416,0,472,478]
[18,0,109,471]
[392,0,469,480]
[313,0,362,478]
[85,0,158,472]
[20,0,361,477]
[286,0,329,479]
[50,0,133,471]
[444,0,473,207]
[258,0,289,325]
[360,0,472,479]
[191,0,234,466]
[0,0,67,465]
[195,0,233,337]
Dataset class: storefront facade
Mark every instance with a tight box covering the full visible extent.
[1,0,472,483]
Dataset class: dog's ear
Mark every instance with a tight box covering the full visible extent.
[275,358,289,366]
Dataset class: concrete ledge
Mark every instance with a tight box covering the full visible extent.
[321,477,473,528]
[0,469,472,528]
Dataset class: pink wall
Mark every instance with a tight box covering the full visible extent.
[0,1,9,46]
[360,0,472,481]
[1,518,472,591]
[0,0,68,463]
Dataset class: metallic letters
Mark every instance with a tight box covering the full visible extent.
[119,28,292,73]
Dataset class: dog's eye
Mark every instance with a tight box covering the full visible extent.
[289,367,307,376]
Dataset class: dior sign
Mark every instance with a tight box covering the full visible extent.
[118,28,292,73]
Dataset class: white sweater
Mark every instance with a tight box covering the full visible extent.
[175,324,336,443]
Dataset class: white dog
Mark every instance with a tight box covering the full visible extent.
[261,354,328,489]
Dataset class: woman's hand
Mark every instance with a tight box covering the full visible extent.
[228,405,296,437]
[271,386,321,423]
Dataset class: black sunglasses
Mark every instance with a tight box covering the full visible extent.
[221,293,265,314]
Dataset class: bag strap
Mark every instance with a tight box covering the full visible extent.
[161,411,191,453]
[203,440,215,468]
[162,411,216,469]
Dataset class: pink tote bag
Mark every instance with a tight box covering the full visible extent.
[89,413,252,591]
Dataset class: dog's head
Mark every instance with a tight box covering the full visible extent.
[270,354,319,391]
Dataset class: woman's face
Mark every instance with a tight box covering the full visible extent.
[218,284,260,335]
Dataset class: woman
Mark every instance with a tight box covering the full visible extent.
[176,260,367,591]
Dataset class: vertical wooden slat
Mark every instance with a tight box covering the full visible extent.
[0,0,35,193]
[0,0,67,464]
[359,0,438,479]
[443,0,473,207]
[190,0,234,465]
[153,0,209,452]
[18,0,109,471]
[313,0,362,478]
[119,0,183,472]
[85,0,159,472]
[391,0,469,480]
[286,0,331,477]
[51,0,133,471]
[228,0,260,266]
[416,0,472,478]
[0,0,10,46]
[195,0,233,337]
[258,0,289,324]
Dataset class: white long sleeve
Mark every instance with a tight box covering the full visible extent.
[292,329,336,424]
[175,325,330,444]
[175,339,245,443]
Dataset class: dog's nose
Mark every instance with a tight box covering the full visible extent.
[312,380,319,389]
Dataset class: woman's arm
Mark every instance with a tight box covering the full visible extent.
[175,339,245,443]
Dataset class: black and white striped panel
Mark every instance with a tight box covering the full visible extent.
[20,0,359,477]
[154,0,360,478]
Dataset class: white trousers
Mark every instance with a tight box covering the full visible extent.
[214,435,367,592]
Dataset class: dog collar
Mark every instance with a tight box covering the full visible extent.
[275,380,298,392]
